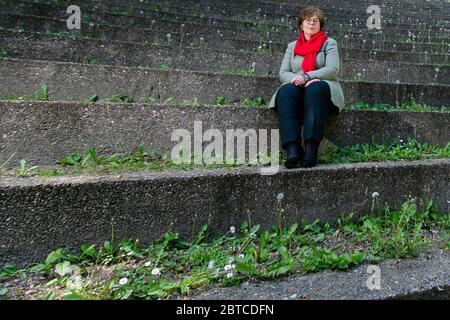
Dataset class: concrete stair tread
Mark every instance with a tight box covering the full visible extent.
[184,248,450,300]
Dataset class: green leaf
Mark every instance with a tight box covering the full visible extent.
[55,261,72,277]
[250,224,260,236]
[236,261,256,275]
[63,293,85,300]
[1,265,17,277]
[30,264,47,273]
[45,249,64,265]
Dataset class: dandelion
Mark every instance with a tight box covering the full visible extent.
[151,268,161,277]
[230,226,236,234]
[372,192,380,198]
[277,192,284,201]
[119,278,128,285]
[395,80,400,84]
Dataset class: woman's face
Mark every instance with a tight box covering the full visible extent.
[301,15,321,37]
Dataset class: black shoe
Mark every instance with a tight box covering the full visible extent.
[284,141,304,169]
[301,139,319,168]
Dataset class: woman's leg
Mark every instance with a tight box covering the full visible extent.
[303,80,332,145]
[274,83,305,149]
[301,81,333,167]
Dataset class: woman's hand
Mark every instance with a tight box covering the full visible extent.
[291,75,306,86]
[305,79,321,87]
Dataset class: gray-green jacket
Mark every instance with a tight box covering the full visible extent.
[268,37,345,113]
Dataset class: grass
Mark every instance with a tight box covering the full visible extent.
[318,137,450,164]
[1,85,49,102]
[0,198,448,300]
[1,138,448,178]
[347,102,450,112]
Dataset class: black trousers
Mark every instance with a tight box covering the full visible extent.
[274,81,339,149]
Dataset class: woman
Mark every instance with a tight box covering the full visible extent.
[268,6,345,169]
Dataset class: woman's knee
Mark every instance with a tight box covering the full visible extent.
[276,83,301,101]
[304,81,330,99]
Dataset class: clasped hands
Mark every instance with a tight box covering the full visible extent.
[291,74,320,87]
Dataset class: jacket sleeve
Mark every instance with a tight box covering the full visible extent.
[279,43,297,83]
[305,39,340,81]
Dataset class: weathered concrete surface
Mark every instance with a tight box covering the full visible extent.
[1,12,449,54]
[0,159,449,266]
[8,0,447,31]
[1,30,448,83]
[2,1,449,42]
[183,249,450,300]
[0,59,449,107]
[1,101,449,168]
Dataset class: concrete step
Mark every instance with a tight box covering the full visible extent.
[2,3,449,44]
[103,0,450,27]
[1,13,448,55]
[185,248,450,300]
[2,100,449,168]
[2,30,447,69]
[81,0,450,22]
[4,0,450,38]
[0,58,449,108]
[1,30,448,84]
[1,158,449,266]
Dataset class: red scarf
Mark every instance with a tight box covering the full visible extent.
[293,31,328,73]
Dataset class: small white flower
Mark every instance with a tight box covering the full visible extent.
[127,251,133,256]
[224,265,232,271]
[400,139,404,143]
[231,264,236,270]
[239,254,245,259]
[372,192,380,198]
[277,192,284,201]
[166,33,171,39]
[208,260,215,269]
[151,268,161,276]
[144,261,151,267]
[119,278,128,285]
[230,226,236,234]
[200,37,204,41]
[226,272,234,278]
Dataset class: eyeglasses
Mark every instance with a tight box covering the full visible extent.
[304,18,320,25]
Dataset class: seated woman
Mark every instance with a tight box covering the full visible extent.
[268,6,345,169]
